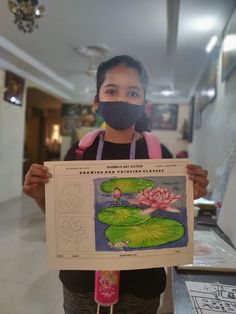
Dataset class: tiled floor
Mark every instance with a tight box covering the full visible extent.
[0,194,64,314]
[0,194,173,314]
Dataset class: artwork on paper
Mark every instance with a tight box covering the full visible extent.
[186,281,236,314]
[45,159,194,270]
[4,71,25,106]
[222,8,236,82]
[151,104,178,130]
[94,176,187,251]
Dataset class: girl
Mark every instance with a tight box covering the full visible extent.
[23,55,208,314]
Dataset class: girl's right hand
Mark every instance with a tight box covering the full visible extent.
[23,164,51,207]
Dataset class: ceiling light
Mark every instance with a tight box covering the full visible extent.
[201,88,216,98]
[207,88,216,98]
[191,16,217,32]
[160,90,174,97]
[76,44,111,58]
[206,36,218,53]
[8,0,45,33]
[223,34,236,52]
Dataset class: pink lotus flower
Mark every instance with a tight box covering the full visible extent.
[138,187,182,214]
[113,187,122,205]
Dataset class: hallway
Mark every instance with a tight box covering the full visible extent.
[0,194,64,314]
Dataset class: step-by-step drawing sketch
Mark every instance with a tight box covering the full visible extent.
[57,180,82,213]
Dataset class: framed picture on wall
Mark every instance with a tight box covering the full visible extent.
[151,104,178,130]
[195,46,219,113]
[4,71,25,106]
[60,103,104,137]
[187,97,195,142]
[221,8,236,82]
[194,99,201,130]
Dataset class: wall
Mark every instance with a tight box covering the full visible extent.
[0,70,26,202]
[189,46,236,193]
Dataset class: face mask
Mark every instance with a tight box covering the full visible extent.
[97,101,144,131]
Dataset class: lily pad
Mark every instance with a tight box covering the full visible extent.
[105,218,184,248]
[98,206,150,225]
[100,178,155,193]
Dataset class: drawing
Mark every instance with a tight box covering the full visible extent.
[95,176,187,251]
[58,181,83,213]
[45,159,193,270]
[186,281,236,314]
[61,219,87,244]
[58,218,89,253]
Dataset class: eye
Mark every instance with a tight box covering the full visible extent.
[105,89,117,96]
[128,90,140,97]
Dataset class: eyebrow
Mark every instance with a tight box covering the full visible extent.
[103,84,142,91]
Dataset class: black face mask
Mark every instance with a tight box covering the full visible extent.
[97,101,144,131]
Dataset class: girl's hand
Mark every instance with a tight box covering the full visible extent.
[23,164,51,211]
[187,164,209,199]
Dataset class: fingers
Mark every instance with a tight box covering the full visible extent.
[192,182,208,199]
[23,164,51,190]
[23,183,39,193]
[187,164,209,199]
[26,164,50,178]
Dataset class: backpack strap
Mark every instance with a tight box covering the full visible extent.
[75,129,162,160]
[143,131,162,159]
[75,129,103,159]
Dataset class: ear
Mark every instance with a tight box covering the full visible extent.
[93,95,99,112]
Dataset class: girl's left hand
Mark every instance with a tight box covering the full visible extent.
[187,164,209,199]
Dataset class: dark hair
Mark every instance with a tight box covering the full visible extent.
[96,55,148,98]
[135,113,152,133]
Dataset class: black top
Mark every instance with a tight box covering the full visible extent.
[60,136,173,298]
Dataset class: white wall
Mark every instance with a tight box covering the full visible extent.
[189,46,236,193]
[0,70,26,202]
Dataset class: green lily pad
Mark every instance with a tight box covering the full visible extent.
[98,206,150,226]
[105,218,184,248]
[100,178,155,193]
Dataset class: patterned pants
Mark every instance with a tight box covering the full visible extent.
[63,286,160,314]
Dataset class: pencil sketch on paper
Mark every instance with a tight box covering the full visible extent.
[58,218,89,252]
[94,176,187,252]
[61,219,88,244]
[186,281,236,313]
[57,181,83,213]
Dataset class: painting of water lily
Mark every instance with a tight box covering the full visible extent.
[94,176,187,251]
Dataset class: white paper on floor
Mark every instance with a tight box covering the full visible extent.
[185,281,236,313]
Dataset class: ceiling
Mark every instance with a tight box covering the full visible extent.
[0,0,235,104]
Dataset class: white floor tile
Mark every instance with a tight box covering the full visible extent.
[0,279,62,314]
[0,194,64,314]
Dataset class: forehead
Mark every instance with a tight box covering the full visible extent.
[102,65,142,88]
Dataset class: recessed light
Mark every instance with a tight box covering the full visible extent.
[161,90,174,97]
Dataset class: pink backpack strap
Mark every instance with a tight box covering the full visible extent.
[75,129,103,159]
[143,131,162,159]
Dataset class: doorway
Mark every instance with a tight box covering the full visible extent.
[24,88,61,176]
